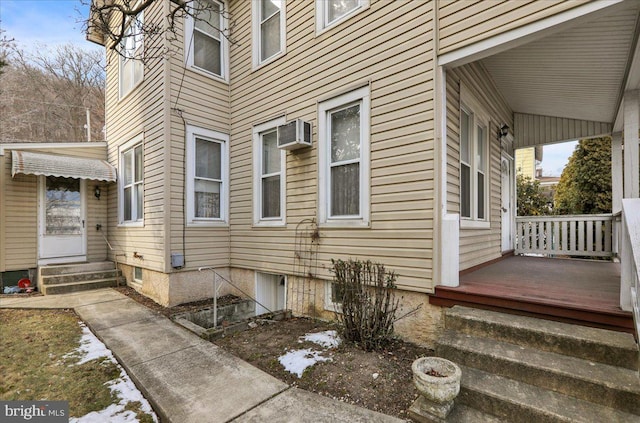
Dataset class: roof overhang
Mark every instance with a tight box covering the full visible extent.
[11,150,117,182]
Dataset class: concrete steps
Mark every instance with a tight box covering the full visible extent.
[433,306,639,422]
[39,262,122,295]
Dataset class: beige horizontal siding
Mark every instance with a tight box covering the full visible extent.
[438,0,590,54]
[104,1,168,273]
[446,62,512,271]
[226,0,435,291]
[514,113,612,148]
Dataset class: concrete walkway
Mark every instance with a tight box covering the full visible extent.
[1,289,404,423]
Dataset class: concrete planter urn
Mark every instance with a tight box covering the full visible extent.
[409,357,461,421]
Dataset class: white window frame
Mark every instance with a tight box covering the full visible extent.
[459,87,490,229]
[118,134,144,227]
[253,117,286,226]
[185,0,229,82]
[252,0,286,68]
[315,0,369,35]
[186,125,229,226]
[119,11,144,99]
[133,266,143,283]
[318,85,370,227]
[324,281,343,313]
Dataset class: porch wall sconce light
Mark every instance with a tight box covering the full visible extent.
[498,124,510,140]
[94,185,101,200]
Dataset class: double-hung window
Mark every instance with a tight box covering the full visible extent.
[120,136,144,225]
[186,126,228,224]
[316,0,369,33]
[318,86,370,226]
[459,92,489,226]
[252,0,286,67]
[253,118,286,225]
[187,0,227,80]
[119,12,144,98]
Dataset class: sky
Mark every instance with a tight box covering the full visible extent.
[0,0,100,53]
[540,141,577,177]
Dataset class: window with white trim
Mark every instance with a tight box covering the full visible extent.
[119,11,144,98]
[316,0,369,33]
[253,118,286,225]
[186,0,227,80]
[186,126,228,224]
[119,136,144,225]
[460,101,489,224]
[318,86,370,226]
[252,0,286,67]
[133,266,143,282]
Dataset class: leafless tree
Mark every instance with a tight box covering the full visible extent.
[0,44,105,143]
[83,0,236,60]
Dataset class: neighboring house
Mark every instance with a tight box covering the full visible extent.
[0,142,115,289]
[83,0,639,345]
[515,146,543,180]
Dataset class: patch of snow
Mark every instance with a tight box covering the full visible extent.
[66,323,158,423]
[278,348,333,378]
[299,330,341,349]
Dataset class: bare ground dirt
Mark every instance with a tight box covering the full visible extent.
[114,286,434,419]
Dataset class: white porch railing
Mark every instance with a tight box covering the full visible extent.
[515,214,615,258]
[621,199,640,343]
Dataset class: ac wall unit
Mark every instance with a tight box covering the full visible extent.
[277,119,312,150]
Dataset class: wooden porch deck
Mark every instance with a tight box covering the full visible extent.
[429,255,634,333]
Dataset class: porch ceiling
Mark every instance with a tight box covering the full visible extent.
[481,1,640,126]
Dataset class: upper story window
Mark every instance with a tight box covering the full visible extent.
[186,125,229,225]
[252,0,286,67]
[316,0,369,33]
[318,86,370,226]
[186,0,228,81]
[253,117,286,226]
[119,135,144,225]
[459,96,489,227]
[119,12,144,98]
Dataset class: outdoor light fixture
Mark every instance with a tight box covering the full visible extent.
[499,124,509,139]
[94,185,101,199]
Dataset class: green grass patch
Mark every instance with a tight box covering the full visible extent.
[0,309,153,420]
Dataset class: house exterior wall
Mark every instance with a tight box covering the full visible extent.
[445,62,512,271]
[515,147,537,180]
[226,0,435,292]
[437,0,590,55]
[103,1,169,274]
[0,144,110,272]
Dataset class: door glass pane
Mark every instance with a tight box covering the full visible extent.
[46,176,81,235]
[262,175,280,218]
[330,104,360,163]
[261,13,280,60]
[196,138,221,179]
[194,32,221,75]
[328,0,358,23]
[331,163,359,216]
[262,131,280,175]
[195,179,221,218]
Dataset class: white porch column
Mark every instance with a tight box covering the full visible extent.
[611,132,623,213]
[623,90,639,199]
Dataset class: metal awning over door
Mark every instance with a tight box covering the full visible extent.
[11,150,117,182]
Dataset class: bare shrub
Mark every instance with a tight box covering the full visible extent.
[330,259,400,351]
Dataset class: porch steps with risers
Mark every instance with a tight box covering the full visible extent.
[431,306,639,422]
[39,262,123,295]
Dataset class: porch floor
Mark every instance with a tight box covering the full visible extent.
[430,255,634,333]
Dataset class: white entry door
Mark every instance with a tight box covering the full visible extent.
[501,156,514,252]
[39,176,86,262]
[255,273,286,315]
